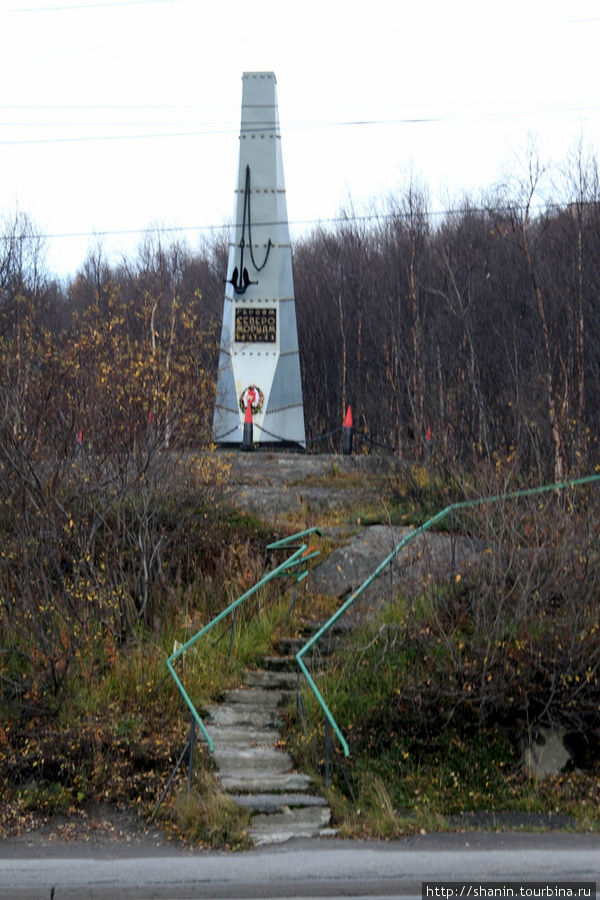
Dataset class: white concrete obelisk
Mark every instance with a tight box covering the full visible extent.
[212,72,305,447]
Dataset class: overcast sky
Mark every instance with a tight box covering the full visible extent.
[1,0,599,279]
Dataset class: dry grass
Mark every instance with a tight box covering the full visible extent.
[165,769,251,849]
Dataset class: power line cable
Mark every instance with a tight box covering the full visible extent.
[0,201,584,247]
[1,0,177,12]
[0,129,233,146]
[1,104,599,147]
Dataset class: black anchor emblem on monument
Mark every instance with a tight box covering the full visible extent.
[225,165,272,295]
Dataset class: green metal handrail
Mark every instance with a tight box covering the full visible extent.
[296,473,600,758]
[167,526,322,753]
[265,529,323,584]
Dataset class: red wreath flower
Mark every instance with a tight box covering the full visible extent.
[239,385,264,414]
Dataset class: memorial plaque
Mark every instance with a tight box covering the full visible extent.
[235,308,276,343]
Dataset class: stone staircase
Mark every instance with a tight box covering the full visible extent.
[204,644,335,845]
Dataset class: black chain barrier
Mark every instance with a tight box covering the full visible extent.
[352,427,403,455]
[215,419,430,458]
[212,424,242,442]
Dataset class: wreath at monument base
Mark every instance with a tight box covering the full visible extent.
[239,385,264,414]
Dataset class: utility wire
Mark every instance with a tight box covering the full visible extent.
[1,102,598,146]
[0,201,583,246]
[1,0,177,12]
[0,129,234,146]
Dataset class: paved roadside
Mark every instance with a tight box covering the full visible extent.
[1,833,599,900]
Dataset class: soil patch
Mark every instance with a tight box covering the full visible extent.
[0,804,190,858]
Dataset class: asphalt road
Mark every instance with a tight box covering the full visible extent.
[1,833,598,900]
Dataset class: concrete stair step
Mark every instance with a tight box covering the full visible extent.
[230,792,328,814]
[300,617,353,636]
[275,637,308,656]
[208,724,279,746]
[213,745,294,775]
[260,655,297,672]
[218,771,314,793]
[205,637,336,844]
[276,636,342,658]
[221,687,292,707]
[244,669,298,690]
[248,805,333,845]
[205,704,283,728]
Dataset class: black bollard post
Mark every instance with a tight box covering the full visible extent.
[241,403,253,451]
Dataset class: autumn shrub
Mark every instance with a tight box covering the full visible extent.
[0,267,232,710]
[0,230,296,834]
[0,264,292,839]
[290,484,600,823]
[396,487,600,741]
[0,452,232,713]
[0,567,290,832]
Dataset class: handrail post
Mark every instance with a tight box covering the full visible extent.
[296,668,301,718]
[187,715,196,795]
[227,607,237,663]
[324,717,331,790]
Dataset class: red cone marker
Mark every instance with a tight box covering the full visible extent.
[343,405,353,456]
[242,402,254,451]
